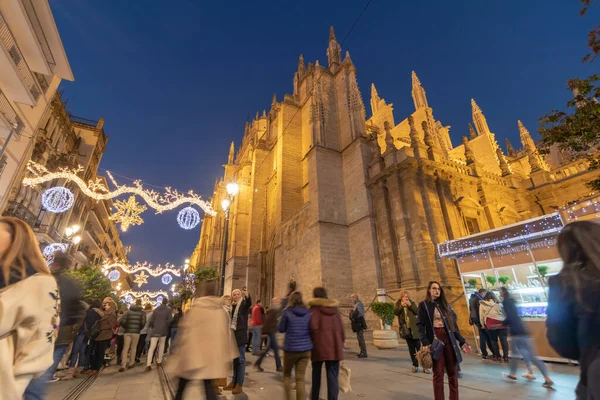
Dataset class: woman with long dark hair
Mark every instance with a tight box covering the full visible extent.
[417,281,471,400]
[547,221,600,399]
[0,217,58,399]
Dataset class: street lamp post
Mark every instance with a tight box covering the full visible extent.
[219,182,239,296]
[63,224,82,250]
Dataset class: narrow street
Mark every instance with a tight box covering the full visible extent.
[47,341,580,400]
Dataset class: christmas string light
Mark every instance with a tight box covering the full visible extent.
[41,186,74,213]
[43,243,68,258]
[23,161,216,216]
[177,206,201,230]
[102,261,183,277]
[111,195,147,232]
[133,271,149,287]
[120,289,169,299]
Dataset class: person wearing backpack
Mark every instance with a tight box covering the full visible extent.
[479,292,509,362]
[70,299,103,375]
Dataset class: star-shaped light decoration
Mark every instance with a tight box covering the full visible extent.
[111,195,147,232]
[133,271,149,288]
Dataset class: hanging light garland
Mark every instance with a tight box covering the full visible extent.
[41,186,75,213]
[177,206,201,229]
[120,290,169,299]
[102,261,182,277]
[111,195,147,232]
[22,161,216,216]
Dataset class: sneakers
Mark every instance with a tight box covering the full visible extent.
[254,364,264,372]
[522,372,537,380]
[232,384,243,394]
[145,366,152,372]
[503,373,517,381]
[423,368,431,374]
[48,376,60,383]
[542,380,554,389]
[119,367,125,372]
[223,382,235,391]
[357,354,367,358]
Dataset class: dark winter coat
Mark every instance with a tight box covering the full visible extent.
[278,306,313,352]
[469,292,484,326]
[350,300,367,333]
[501,297,527,336]
[394,300,419,340]
[262,308,278,335]
[547,275,600,399]
[96,312,117,341]
[53,271,86,345]
[308,298,344,362]
[230,295,252,346]
[417,300,466,364]
[150,303,172,337]
[170,312,183,329]
[78,307,103,336]
[119,305,147,334]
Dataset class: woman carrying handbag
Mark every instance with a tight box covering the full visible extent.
[395,291,429,373]
[417,281,471,400]
[479,292,509,362]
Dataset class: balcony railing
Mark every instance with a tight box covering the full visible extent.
[20,0,55,70]
[85,223,102,247]
[70,115,99,126]
[0,11,41,102]
[0,90,25,140]
[3,201,37,227]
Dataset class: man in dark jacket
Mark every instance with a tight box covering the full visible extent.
[469,289,493,359]
[226,287,252,395]
[350,294,367,358]
[119,299,147,372]
[254,298,282,372]
[146,297,172,371]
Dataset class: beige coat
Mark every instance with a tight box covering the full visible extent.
[0,274,58,399]
[167,296,239,380]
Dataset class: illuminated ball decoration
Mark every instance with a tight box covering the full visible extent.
[157,295,164,304]
[125,295,133,304]
[177,206,200,230]
[161,274,173,285]
[41,186,75,213]
[43,243,68,258]
[108,270,121,282]
[155,302,160,308]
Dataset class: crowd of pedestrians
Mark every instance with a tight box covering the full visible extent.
[2,215,598,400]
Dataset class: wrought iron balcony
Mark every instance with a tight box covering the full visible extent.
[20,0,55,71]
[0,90,25,140]
[0,11,42,103]
[3,201,37,227]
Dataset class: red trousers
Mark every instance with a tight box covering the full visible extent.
[433,327,458,400]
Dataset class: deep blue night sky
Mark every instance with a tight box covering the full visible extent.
[50,0,597,289]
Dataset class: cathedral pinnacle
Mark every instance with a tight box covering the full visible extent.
[228,141,235,165]
[505,138,516,156]
[462,136,476,165]
[370,83,381,115]
[471,98,491,136]
[408,116,421,147]
[496,147,511,176]
[272,93,277,105]
[469,123,477,139]
[411,71,429,110]
[329,26,336,42]
[411,71,421,86]
[422,121,435,149]
[298,54,306,75]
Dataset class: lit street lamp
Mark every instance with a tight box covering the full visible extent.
[64,224,82,248]
[219,182,238,295]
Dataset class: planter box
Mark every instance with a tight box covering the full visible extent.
[373,329,399,349]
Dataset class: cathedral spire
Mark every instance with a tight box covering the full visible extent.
[471,98,491,136]
[411,71,429,110]
[463,136,476,165]
[326,26,342,73]
[228,141,235,164]
[517,120,533,148]
[505,138,516,156]
[496,147,511,176]
[298,54,306,76]
[408,116,421,147]
[468,123,477,139]
[370,83,381,115]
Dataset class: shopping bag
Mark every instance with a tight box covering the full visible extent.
[417,346,433,370]
[339,362,352,393]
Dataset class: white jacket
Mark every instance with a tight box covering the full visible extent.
[0,274,58,400]
[479,299,506,328]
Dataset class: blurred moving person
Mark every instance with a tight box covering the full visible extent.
[169,306,183,354]
[119,299,147,372]
[225,287,252,394]
[547,221,600,399]
[500,287,553,388]
[70,299,103,375]
[135,303,153,363]
[278,291,312,400]
[0,217,59,399]
[146,297,172,371]
[254,298,283,372]
[309,287,344,400]
[169,280,238,400]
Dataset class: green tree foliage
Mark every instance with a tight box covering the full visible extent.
[67,264,119,305]
[539,1,600,190]
[371,301,395,326]
[194,267,218,282]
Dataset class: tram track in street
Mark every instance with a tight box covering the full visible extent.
[158,364,175,400]
[61,371,101,400]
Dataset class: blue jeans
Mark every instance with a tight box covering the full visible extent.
[510,335,549,377]
[70,333,88,368]
[170,328,178,354]
[232,344,246,385]
[311,360,339,400]
[255,332,282,369]
[251,326,262,355]
[24,344,68,400]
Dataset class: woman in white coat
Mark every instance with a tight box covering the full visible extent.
[0,217,58,399]
[479,291,509,362]
[168,279,239,400]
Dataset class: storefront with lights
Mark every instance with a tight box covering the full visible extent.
[438,195,600,362]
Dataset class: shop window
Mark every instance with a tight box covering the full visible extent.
[465,217,480,234]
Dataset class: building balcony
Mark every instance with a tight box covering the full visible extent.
[84,223,102,249]
[3,200,37,227]
[0,10,41,105]
[20,0,55,72]
[0,89,25,140]
[35,222,61,242]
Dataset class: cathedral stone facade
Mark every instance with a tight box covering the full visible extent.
[191,27,596,325]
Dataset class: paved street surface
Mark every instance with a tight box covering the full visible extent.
[47,341,580,400]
